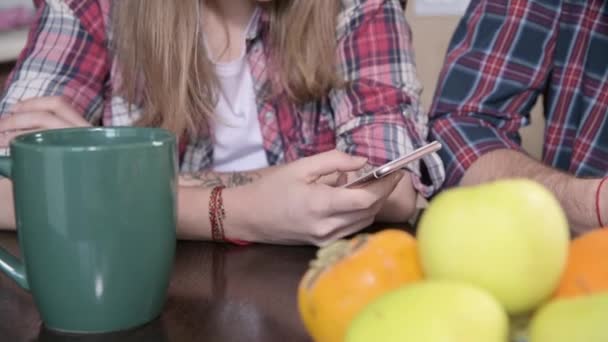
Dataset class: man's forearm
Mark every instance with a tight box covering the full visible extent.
[461,149,602,233]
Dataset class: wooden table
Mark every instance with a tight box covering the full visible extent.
[0,231,318,342]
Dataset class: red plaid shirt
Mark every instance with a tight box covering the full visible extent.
[1,0,445,197]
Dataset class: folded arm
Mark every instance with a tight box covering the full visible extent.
[0,0,109,121]
[429,0,604,233]
[331,0,445,222]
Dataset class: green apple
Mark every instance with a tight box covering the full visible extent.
[529,293,608,342]
[417,179,570,315]
[345,281,509,342]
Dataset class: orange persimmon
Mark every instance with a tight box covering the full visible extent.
[298,229,423,342]
[554,227,608,298]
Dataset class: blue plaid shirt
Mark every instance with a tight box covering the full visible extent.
[430,0,608,187]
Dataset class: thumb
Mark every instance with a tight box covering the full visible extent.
[297,150,367,180]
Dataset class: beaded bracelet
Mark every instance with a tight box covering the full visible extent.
[209,186,251,245]
[209,186,226,242]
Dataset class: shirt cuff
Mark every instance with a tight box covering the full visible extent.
[431,118,525,187]
[337,121,446,199]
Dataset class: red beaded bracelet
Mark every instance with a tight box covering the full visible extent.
[209,186,250,246]
[209,186,226,242]
[596,177,608,227]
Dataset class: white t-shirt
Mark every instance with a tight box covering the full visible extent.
[209,14,268,172]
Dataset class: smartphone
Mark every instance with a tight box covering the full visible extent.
[343,141,442,188]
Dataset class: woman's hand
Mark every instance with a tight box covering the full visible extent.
[317,165,419,224]
[229,150,402,246]
[0,96,90,147]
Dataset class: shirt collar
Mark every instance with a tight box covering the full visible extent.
[245,6,267,41]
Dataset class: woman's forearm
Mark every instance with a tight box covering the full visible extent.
[0,167,273,236]
[178,167,276,188]
[177,167,278,240]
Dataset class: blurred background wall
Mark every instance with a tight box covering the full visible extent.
[0,0,34,84]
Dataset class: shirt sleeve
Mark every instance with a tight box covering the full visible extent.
[0,0,109,123]
[331,0,445,198]
[428,0,560,187]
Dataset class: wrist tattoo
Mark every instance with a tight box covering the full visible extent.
[181,171,262,188]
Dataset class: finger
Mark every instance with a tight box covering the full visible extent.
[12,96,88,126]
[361,171,404,200]
[348,172,404,207]
[12,97,84,124]
[295,150,367,181]
[322,173,401,213]
[313,216,375,247]
[323,187,377,213]
[335,172,348,187]
[315,171,346,187]
[0,112,73,132]
[0,129,39,148]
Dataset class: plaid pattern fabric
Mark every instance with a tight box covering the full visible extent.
[0,0,444,197]
[429,0,608,187]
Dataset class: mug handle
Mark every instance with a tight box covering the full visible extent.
[0,156,29,290]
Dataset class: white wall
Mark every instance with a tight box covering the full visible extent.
[0,0,34,62]
[0,0,34,9]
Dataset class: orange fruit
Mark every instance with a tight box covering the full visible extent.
[554,228,608,298]
[298,229,423,342]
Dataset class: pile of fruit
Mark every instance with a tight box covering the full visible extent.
[297,179,608,342]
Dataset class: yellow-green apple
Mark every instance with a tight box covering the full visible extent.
[345,281,509,342]
[529,293,608,342]
[417,179,570,315]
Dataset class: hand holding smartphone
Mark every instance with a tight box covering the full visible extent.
[343,141,442,188]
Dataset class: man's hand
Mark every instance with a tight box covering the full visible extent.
[461,149,606,234]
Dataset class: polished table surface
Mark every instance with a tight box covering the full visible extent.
[0,230,321,342]
[0,225,537,342]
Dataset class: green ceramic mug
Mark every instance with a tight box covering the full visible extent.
[0,127,177,333]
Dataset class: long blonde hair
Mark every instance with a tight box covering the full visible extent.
[113,0,340,139]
